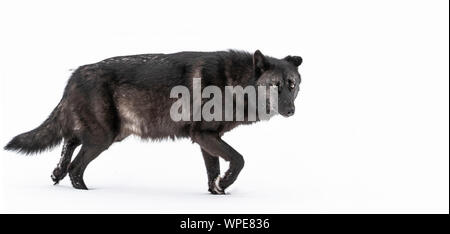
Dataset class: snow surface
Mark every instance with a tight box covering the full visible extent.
[1,115,448,213]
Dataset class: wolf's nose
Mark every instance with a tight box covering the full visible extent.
[286,107,295,116]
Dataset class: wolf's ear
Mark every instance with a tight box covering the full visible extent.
[284,55,303,67]
[253,50,269,77]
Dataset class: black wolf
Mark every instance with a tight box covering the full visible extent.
[4,50,302,194]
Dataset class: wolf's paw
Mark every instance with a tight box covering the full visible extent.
[208,176,225,195]
[51,167,67,185]
[69,174,88,190]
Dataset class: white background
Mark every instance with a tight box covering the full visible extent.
[0,0,448,213]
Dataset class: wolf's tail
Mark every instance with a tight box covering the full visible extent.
[4,103,63,155]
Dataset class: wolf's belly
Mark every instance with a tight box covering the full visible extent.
[114,101,189,141]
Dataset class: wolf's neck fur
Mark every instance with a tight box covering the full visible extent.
[222,50,256,87]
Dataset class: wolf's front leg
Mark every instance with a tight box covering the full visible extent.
[193,131,245,194]
[201,148,223,194]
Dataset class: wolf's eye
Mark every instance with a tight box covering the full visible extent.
[289,80,295,90]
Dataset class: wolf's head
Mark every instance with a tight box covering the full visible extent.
[253,50,302,117]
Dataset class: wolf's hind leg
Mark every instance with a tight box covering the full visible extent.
[68,138,112,190]
[51,138,80,185]
[201,149,223,194]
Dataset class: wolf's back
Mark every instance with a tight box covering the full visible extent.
[4,103,63,155]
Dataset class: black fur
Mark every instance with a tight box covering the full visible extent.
[4,50,302,194]
[4,106,62,155]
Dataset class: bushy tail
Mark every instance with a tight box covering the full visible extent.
[4,104,63,155]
